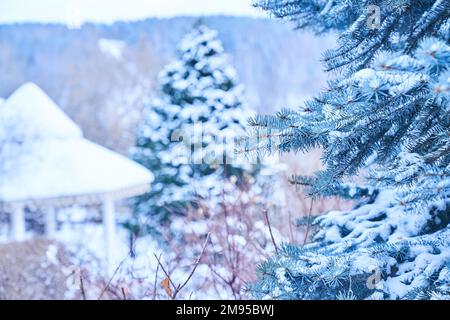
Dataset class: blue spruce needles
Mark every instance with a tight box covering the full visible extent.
[248,0,450,299]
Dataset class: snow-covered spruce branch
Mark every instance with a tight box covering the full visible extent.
[247,0,450,300]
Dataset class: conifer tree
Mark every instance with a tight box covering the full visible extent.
[129,25,253,238]
[247,0,450,299]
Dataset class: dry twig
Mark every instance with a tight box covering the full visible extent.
[153,233,210,300]
[79,269,87,300]
[172,232,210,299]
[152,253,162,300]
[302,198,314,246]
[98,252,131,300]
[264,209,279,254]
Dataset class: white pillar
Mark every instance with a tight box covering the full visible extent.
[11,203,25,241]
[102,195,116,276]
[45,207,57,237]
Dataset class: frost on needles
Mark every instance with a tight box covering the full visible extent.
[247,0,450,300]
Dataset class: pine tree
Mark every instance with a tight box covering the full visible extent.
[129,25,254,239]
[247,1,450,299]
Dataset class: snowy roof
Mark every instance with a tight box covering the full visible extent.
[1,83,82,141]
[0,83,153,206]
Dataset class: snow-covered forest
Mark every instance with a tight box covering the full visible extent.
[0,0,448,301]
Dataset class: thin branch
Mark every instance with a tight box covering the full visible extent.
[153,253,177,294]
[248,238,271,259]
[288,210,295,243]
[121,287,128,300]
[302,198,314,246]
[264,209,279,254]
[209,265,239,299]
[98,252,131,300]
[152,253,162,300]
[172,232,210,299]
[221,189,234,268]
[79,269,87,300]
[210,265,231,286]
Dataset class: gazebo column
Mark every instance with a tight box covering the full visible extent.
[11,203,26,241]
[44,207,57,237]
[102,194,116,276]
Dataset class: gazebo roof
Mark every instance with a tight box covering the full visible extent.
[1,83,83,141]
[0,83,153,207]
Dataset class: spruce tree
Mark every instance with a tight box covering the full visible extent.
[130,25,253,239]
[247,1,450,299]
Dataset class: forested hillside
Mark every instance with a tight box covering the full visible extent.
[0,16,334,153]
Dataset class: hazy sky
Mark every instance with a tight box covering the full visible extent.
[0,0,265,25]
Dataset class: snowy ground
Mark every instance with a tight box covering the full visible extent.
[0,204,239,299]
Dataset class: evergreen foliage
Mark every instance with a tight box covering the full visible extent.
[129,25,253,238]
[248,0,450,299]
